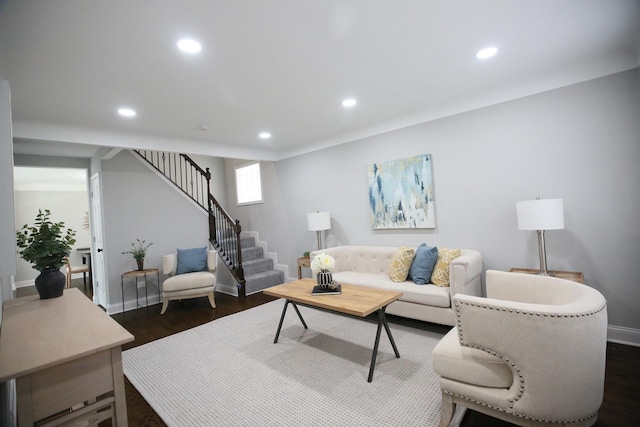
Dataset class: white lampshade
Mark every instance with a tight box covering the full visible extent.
[307,211,331,231]
[516,199,564,231]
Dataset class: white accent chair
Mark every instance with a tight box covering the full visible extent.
[432,270,607,427]
[160,250,218,314]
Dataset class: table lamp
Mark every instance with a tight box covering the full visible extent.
[307,211,331,250]
[516,198,564,276]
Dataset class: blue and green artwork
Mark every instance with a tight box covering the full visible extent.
[367,154,435,229]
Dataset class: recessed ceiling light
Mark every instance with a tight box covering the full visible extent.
[342,98,357,107]
[177,39,202,53]
[259,132,271,139]
[117,108,136,117]
[476,47,498,59]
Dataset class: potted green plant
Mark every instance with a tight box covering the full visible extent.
[122,238,153,271]
[16,209,77,299]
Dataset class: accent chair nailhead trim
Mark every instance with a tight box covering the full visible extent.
[444,299,607,424]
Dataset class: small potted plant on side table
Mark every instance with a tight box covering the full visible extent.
[16,209,77,299]
[122,238,153,271]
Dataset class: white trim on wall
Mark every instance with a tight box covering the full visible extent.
[608,325,640,347]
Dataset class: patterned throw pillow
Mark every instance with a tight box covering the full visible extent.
[388,246,415,282]
[430,248,461,287]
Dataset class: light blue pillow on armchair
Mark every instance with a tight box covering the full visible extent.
[408,243,439,285]
[176,247,208,274]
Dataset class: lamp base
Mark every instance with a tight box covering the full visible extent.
[536,230,552,277]
[536,270,555,277]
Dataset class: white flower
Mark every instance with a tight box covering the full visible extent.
[310,253,335,273]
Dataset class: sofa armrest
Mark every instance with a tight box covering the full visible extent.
[449,249,482,298]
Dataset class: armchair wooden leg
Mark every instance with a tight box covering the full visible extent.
[439,392,456,427]
[160,297,169,314]
[207,292,216,309]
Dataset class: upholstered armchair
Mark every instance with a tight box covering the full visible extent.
[433,270,607,427]
[160,248,218,314]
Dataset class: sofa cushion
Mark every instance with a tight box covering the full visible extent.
[163,271,216,292]
[388,246,415,282]
[431,248,461,287]
[409,243,439,284]
[432,328,513,389]
[332,271,451,307]
[176,247,208,275]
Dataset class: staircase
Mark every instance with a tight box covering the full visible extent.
[133,149,284,296]
[237,235,284,295]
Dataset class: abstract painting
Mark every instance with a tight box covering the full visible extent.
[368,154,435,229]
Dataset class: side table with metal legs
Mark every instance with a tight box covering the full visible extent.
[121,268,160,314]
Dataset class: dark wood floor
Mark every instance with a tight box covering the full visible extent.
[17,281,640,426]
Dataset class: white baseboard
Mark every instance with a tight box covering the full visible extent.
[106,293,161,315]
[14,280,34,289]
[216,281,238,297]
[608,325,640,347]
[14,272,88,289]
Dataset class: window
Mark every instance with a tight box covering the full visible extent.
[235,162,263,205]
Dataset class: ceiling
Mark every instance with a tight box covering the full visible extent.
[1,1,639,161]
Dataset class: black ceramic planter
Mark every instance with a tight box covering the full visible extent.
[35,267,66,299]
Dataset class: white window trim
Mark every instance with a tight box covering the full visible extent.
[235,161,263,206]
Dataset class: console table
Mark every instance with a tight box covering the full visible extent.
[509,268,584,284]
[0,288,134,426]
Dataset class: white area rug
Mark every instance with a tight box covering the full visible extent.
[123,300,465,426]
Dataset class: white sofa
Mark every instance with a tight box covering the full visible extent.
[310,245,483,326]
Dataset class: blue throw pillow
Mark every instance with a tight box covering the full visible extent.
[408,243,439,285]
[176,247,208,275]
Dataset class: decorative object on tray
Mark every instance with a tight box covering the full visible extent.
[16,209,77,299]
[122,238,153,271]
[310,252,335,289]
[367,154,435,229]
[312,283,341,295]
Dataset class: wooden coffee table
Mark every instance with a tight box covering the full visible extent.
[263,278,403,382]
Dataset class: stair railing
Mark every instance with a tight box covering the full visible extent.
[133,149,246,297]
[134,150,210,211]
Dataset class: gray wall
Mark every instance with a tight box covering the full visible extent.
[0,79,16,427]
[227,69,640,331]
[100,150,228,312]
[0,80,16,303]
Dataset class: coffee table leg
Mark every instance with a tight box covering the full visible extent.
[290,302,308,329]
[368,309,385,382]
[381,306,400,358]
[273,299,309,344]
[368,307,399,382]
[273,300,290,343]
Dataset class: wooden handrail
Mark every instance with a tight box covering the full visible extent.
[133,149,246,297]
